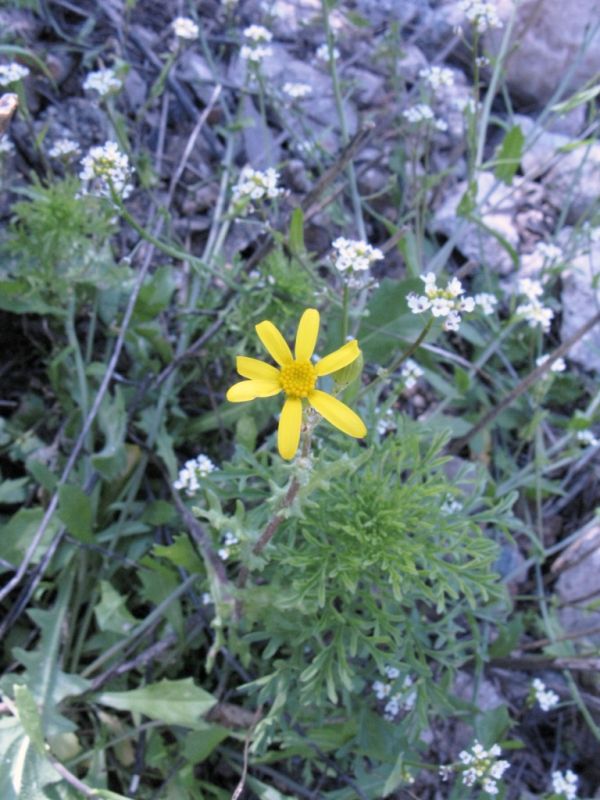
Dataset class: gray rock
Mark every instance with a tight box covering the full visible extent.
[432,171,520,274]
[518,115,600,224]
[484,0,600,108]
[560,239,600,372]
[554,519,600,643]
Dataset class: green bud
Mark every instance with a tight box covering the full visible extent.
[332,350,364,388]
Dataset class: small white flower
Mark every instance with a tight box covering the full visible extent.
[531,678,560,710]
[315,43,340,62]
[201,592,213,605]
[403,103,434,123]
[536,354,566,374]
[577,430,599,447]
[232,165,281,211]
[173,453,217,496]
[384,665,400,679]
[519,277,544,301]
[535,242,562,262]
[332,237,384,274]
[459,0,503,31]
[243,24,272,43]
[83,68,122,97]
[400,358,423,390]
[48,138,80,159]
[407,293,431,313]
[372,680,391,699]
[419,65,455,91]
[282,82,312,99]
[441,495,463,515]
[241,44,272,63]
[173,16,199,40]
[376,408,397,437]
[79,141,133,198]
[551,769,578,800]
[516,302,554,333]
[0,134,15,155]
[0,62,30,86]
[475,292,498,315]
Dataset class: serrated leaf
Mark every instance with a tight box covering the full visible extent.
[494,125,524,184]
[95,581,138,634]
[96,678,217,728]
[0,507,59,571]
[152,535,204,574]
[91,388,127,480]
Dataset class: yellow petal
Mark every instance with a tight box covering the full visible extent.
[256,320,293,366]
[295,308,320,361]
[314,340,360,377]
[308,389,366,438]
[236,356,280,382]
[226,379,281,403]
[278,397,303,460]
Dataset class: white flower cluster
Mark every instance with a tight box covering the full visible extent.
[172,16,199,40]
[0,134,15,155]
[0,62,30,86]
[332,237,384,274]
[241,24,273,63]
[218,531,239,561]
[372,668,416,721]
[536,354,566,374]
[577,430,599,447]
[535,242,563,262]
[403,103,447,131]
[459,0,503,31]
[419,65,455,91]
[401,358,423,390]
[516,278,554,333]
[551,769,578,800]
[282,81,312,99]
[49,138,80,159]
[376,407,396,437]
[474,292,498,315]
[315,43,340,62]
[531,678,560,711]
[231,166,281,212]
[83,68,122,97]
[407,273,475,332]
[457,741,510,795]
[79,141,133,198]
[173,454,217,496]
[440,495,463,515]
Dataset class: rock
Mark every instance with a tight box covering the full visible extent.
[432,171,520,274]
[396,43,429,84]
[517,116,600,224]
[484,0,600,108]
[554,519,600,643]
[560,239,600,373]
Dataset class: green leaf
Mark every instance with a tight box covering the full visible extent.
[0,507,59,571]
[57,484,94,542]
[494,125,524,184]
[91,388,127,480]
[474,705,511,748]
[0,717,60,800]
[551,82,600,114]
[358,278,425,363]
[96,679,217,728]
[383,751,407,796]
[14,684,46,754]
[95,581,138,634]
[0,476,29,504]
[152,534,205,574]
[288,207,305,254]
[183,725,230,762]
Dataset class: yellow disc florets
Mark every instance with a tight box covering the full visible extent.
[279,359,316,398]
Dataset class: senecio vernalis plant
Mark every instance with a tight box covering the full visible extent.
[227,308,366,459]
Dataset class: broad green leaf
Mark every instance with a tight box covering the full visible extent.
[183,724,230,762]
[57,484,94,543]
[0,477,29,504]
[474,705,511,748]
[96,679,217,728]
[494,125,524,184]
[358,278,425,363]
[0,507,59,571]
[91,388,127,480]
[152,534,205,574]
[0,717,60,800]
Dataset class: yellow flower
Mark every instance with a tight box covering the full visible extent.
[226,308,367,459]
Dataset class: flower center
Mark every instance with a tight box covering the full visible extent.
[279,359,316,398]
